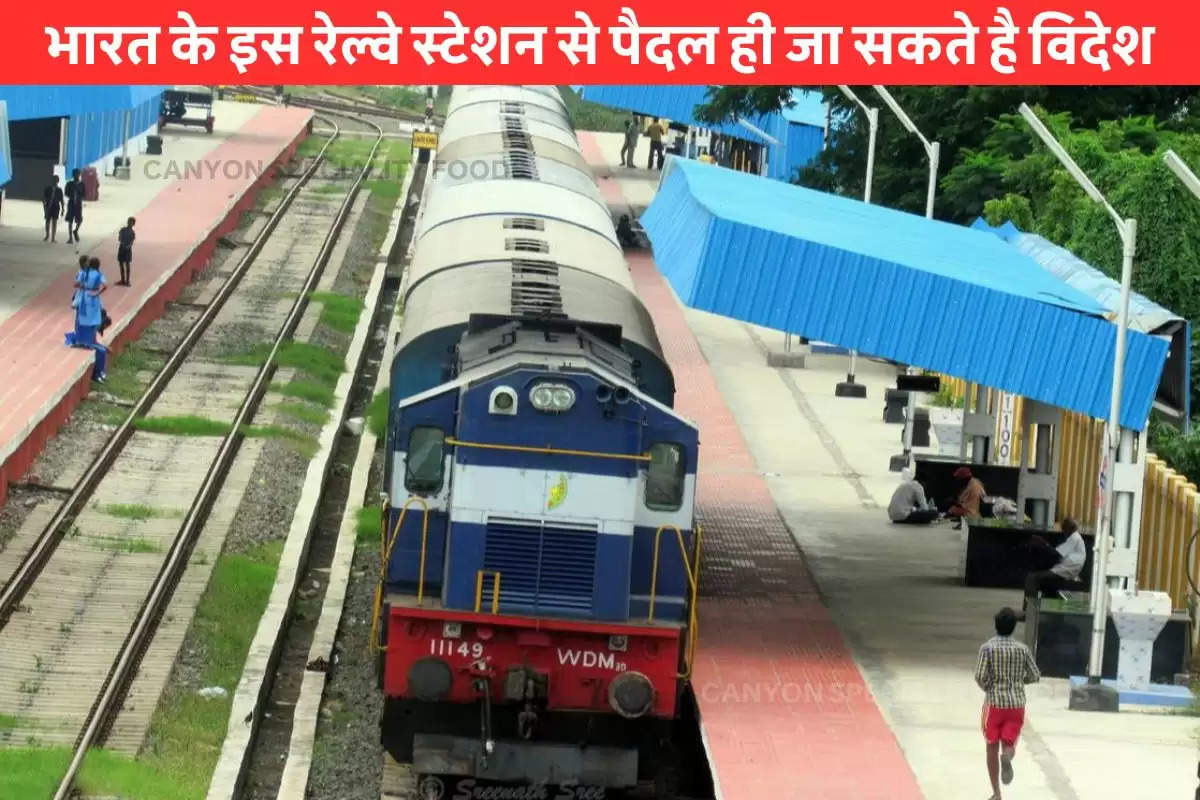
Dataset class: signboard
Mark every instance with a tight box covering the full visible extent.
[996,393,1016,464]
[413,131,438,150]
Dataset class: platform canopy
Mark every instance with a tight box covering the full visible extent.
[972,218,1190,424]
[640,158,1170,431]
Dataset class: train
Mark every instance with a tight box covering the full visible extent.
[374,85,701,798]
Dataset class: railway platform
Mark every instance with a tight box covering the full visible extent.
[0,100,313,507]
[579,131,1199,800]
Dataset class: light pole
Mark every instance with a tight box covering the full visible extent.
[873,86,940,471]
[1019,102,1135,706]
[834,86,877,400]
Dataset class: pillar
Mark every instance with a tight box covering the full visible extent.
[1109,589,1172,690]
[766,331,808,368]
[1103,427,1148,593]
[959,382,995,464]
[1017,400,1063,528]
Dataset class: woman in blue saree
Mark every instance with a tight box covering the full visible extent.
[69,256,109,382]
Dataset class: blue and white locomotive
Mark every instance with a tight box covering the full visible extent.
[377,86,701,795]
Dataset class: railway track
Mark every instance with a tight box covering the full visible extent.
[0,108,385,798]
[235,85,442,127]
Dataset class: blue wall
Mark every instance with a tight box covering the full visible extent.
[0,86,163,122]
[0,101,11,187]
[64,94,160,174]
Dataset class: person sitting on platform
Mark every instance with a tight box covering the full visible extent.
[1016,518,1086,620]
[948,466,986,528]
[888,468,939,525]
[616,215,639,249]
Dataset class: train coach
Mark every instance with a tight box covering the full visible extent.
[374,85,701,797]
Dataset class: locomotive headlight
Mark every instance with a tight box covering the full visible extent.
[529,384,574,412]
[608,671,655,719]
[443,622,462,639]
[550,387,575,411]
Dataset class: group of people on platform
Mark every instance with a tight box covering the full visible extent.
[619,116,667,171]
[48,170,140,383]
[888,462,1089,610]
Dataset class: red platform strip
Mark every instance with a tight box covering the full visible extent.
[0,106,314,508]
[578,134,924,800]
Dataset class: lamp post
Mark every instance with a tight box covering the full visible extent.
[834,86,877,400]
[1019,102,1135,706]
[873,86,940,471]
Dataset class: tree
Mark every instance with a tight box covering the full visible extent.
[694,86,1200,222]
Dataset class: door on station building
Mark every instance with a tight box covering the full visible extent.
[7,117,62,200]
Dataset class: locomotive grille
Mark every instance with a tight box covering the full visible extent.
[511,259,565,318]
[482,519,598,616]
[500,101,525,115]
[503,216,544,231]
[503,151,538,180]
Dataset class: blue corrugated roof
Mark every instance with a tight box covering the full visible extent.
[642,159,1169,431]
[0,86,165,122]
[579,85,773,143]
[971,218,1184,334]
[779,91,828,128]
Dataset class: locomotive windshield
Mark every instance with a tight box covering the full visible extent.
[405,426,446,492]
[645,442,685,511]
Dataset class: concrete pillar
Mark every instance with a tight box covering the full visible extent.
[959,382,995,464]
[767,332,808,368]
[1017,400,1063,527]
[1104,428,1148,591]
[1110,589,1172,690]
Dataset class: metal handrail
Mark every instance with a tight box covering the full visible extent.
[445,437,651,462]
[370,497,431,653]
[647,524,703,679]
[474,570,502,613]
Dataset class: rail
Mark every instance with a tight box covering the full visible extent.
[49,107,386,800]
[474,570,502,614]
[648,524,703,680]
[444,437,652,462]
[370,496,431,653]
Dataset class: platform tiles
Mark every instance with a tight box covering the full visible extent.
[0,104,314,508]
[578,129,1200,800]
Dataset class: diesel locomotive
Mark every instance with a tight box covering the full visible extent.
[375,85,701,797]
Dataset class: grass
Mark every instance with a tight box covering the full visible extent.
[222,341,345,387]
[0,712,26,730]
[309,291,365,334]
[97,503,183,521]
[82,399,131,426]
[557,86,630,132]
[89,535,163,554]
[311,182,348,195]
[254,184,285,209]
[356,505,382,544]
[134,415,233,437]
[132,414,319,457]
[277,401,329,426]
[367,390,389,439]
[271,379,336,408]
[295,137,326,159]
[105,345,164,401]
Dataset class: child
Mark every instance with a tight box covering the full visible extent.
[975,607,1040,799]
[117,217,136,286]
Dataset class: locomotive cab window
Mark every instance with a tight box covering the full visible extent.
[405,426,446,492]
[645,443,685,511]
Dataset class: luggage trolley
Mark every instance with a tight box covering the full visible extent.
[158,86,216,134]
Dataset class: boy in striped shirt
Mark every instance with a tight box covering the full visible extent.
[975,607,1040,799]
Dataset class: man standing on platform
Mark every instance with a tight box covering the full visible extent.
[117,217,136,286]
[976,607,1040,800]
[64,169,84,244]
[43,174,64,243]
[646,118,665,170]
[619,118,639,167]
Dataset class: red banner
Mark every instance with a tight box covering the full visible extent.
[1,0,1194,84]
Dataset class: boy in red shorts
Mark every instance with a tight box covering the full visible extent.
[975,607,1040,799]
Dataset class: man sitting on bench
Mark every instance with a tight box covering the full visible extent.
[1016,518,1086,620]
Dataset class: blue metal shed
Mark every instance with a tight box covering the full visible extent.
[972,218,1190,425]
[576,85,826,183]
[0,102,11,188]
[641,158,1169,431]
[0,86,163,122]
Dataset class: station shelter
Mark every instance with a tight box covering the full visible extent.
[0,86,164,208]
[576,85,828,182]
[639,157,1200,636]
